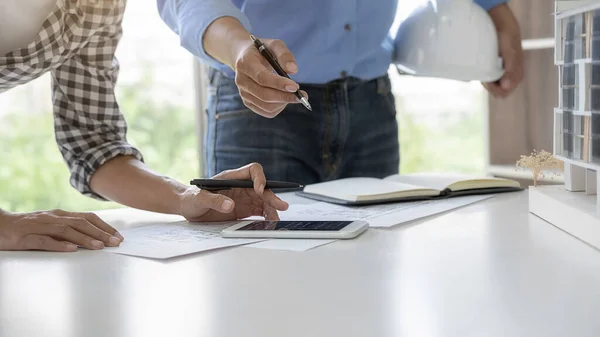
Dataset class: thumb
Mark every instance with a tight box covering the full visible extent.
[197,190,235,213]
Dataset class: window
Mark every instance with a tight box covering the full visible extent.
[390,71,488,175]
[0,0,197,212]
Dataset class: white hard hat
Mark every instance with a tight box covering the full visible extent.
[394,0,504,82]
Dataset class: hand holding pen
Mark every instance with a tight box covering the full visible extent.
[250,35,311,111]
[230,36,311,118]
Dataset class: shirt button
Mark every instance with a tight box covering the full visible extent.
[344,24,351,32]
[340,71,348,78]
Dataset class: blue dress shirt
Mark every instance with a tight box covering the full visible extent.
[158,0,506,84]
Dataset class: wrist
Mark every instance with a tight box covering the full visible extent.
[0,209,17,224]
[204,16,252,69]
[227,36,253,69]
[162,177,189,216]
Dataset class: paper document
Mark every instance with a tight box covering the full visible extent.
[366,195,493,227]
[278,195,494,228]
[102,221,261,259]
[246,239,337,252]
[279,201,422,221]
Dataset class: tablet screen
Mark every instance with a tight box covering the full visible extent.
[237,221,352,231]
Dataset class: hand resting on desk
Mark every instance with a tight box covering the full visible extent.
[0,209,123,252]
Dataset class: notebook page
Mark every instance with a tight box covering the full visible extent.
[303,177,432,201]
[384,173,480,191]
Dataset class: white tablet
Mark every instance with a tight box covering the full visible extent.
[221,220,369,239]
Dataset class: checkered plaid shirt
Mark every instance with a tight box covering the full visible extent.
[0,0,143,200]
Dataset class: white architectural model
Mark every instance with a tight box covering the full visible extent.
[529,1,600,250]
[554,0,600,197]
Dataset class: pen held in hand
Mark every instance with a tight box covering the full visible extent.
[250,35,312,111]
[191,179,304,192]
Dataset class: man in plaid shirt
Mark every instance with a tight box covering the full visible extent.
[0,0,288,252]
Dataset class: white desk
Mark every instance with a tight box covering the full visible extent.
[2,191,600,337]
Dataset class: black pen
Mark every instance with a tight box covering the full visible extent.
[250,35,312,111]
[190,179,304,191]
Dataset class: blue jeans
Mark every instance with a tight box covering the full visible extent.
[205,69,400,184]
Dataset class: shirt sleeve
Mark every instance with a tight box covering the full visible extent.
[51,5,143,200]
[474,0,507,11]
[156,0,252,69]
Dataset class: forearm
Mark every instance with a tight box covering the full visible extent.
[488,3,520,35]
[203,16,251,69]
[157,0,251,68]
[89,156,186,215]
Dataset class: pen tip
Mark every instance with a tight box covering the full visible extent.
[300,97,312,111]
[250,34,257,42]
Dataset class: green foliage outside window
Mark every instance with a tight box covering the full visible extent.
[399,109,484,175]
[397,89,485,175]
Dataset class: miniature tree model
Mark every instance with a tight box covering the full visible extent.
[516,150,564,186]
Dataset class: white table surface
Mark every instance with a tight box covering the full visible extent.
[2,191,600,337]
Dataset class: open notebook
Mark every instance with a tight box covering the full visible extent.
[296,173,522,205]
